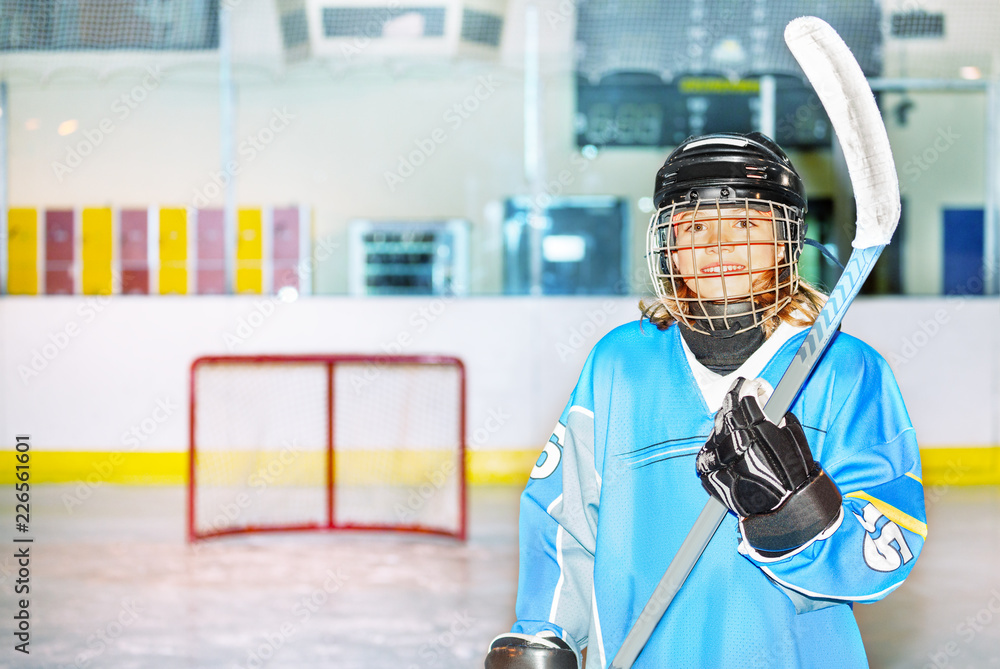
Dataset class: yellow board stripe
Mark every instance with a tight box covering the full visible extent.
[919,446,1000,486]
[845,491,928,539]
[0,451,187,485]
[1,447,998,489]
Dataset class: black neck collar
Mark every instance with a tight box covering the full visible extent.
[678,303,766,374]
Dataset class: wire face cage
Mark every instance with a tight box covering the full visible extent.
[646,198,802,334]
[188,354,467,541]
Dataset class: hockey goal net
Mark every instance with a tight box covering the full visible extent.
[187,355,466,541]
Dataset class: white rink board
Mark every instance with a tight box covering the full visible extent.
[1,295,996,452]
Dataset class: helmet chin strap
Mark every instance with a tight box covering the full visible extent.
[688,300,760,337]
[679,301,767,375]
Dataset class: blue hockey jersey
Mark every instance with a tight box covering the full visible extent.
[511,319,926,668]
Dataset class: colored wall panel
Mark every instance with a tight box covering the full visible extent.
[273,206,300,291]
[7,208,38,295]
[81,208,113,295]
[159,208,188,295]
[45,209,75,295]
[196,209,225,294]
[120,209,149,295]
[943,208,985,295]
[236,208,262,294]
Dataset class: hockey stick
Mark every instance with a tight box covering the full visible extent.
[609,17,900,669]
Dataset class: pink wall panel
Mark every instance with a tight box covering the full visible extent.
[45,209,75,295]
[197,209,225,295]
[272,206,299,291]
[120,209,149,294]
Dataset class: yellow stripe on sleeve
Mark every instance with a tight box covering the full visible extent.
[845,491,928,539]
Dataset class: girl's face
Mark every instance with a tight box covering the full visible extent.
[668,205,785,300]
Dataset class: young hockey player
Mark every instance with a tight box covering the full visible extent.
[485,132,926,668]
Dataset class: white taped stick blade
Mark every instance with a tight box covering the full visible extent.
[784,16,900,249]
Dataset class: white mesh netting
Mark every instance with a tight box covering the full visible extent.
[190,356,465,540]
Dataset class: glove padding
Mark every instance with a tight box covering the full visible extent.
[484,633,578,669]
[697,377,842,554]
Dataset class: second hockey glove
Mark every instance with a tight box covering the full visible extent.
[484,633,578,669]
[696,377,843,555]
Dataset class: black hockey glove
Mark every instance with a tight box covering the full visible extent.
[484,633,578,669]
[696,377,843,555]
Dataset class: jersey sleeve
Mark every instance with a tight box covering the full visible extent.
[510,355,600,655]
[739,338,927,612]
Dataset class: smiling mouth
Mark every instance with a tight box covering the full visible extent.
[700,264,747,274]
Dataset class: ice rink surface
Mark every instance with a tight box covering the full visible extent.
[1,484,998,668]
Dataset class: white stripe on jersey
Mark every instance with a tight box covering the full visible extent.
[547,494,566,622]
[758,556,904,603]
[590,588,606,668]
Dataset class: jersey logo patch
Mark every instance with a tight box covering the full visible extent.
[854,502,914,572]
[530,429,563,480]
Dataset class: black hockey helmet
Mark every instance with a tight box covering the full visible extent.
[653,131,807,214]
[646,132,808,334]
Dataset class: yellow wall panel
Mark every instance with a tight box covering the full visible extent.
[82,207,113,295]
[7,208,38,295]
[236,208,262,294]
[159,208,188,295]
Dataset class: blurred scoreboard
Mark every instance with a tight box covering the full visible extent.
[573,0,882,149]
[575,73,833,149]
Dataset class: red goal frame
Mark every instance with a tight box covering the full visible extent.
[187,354,467,542]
